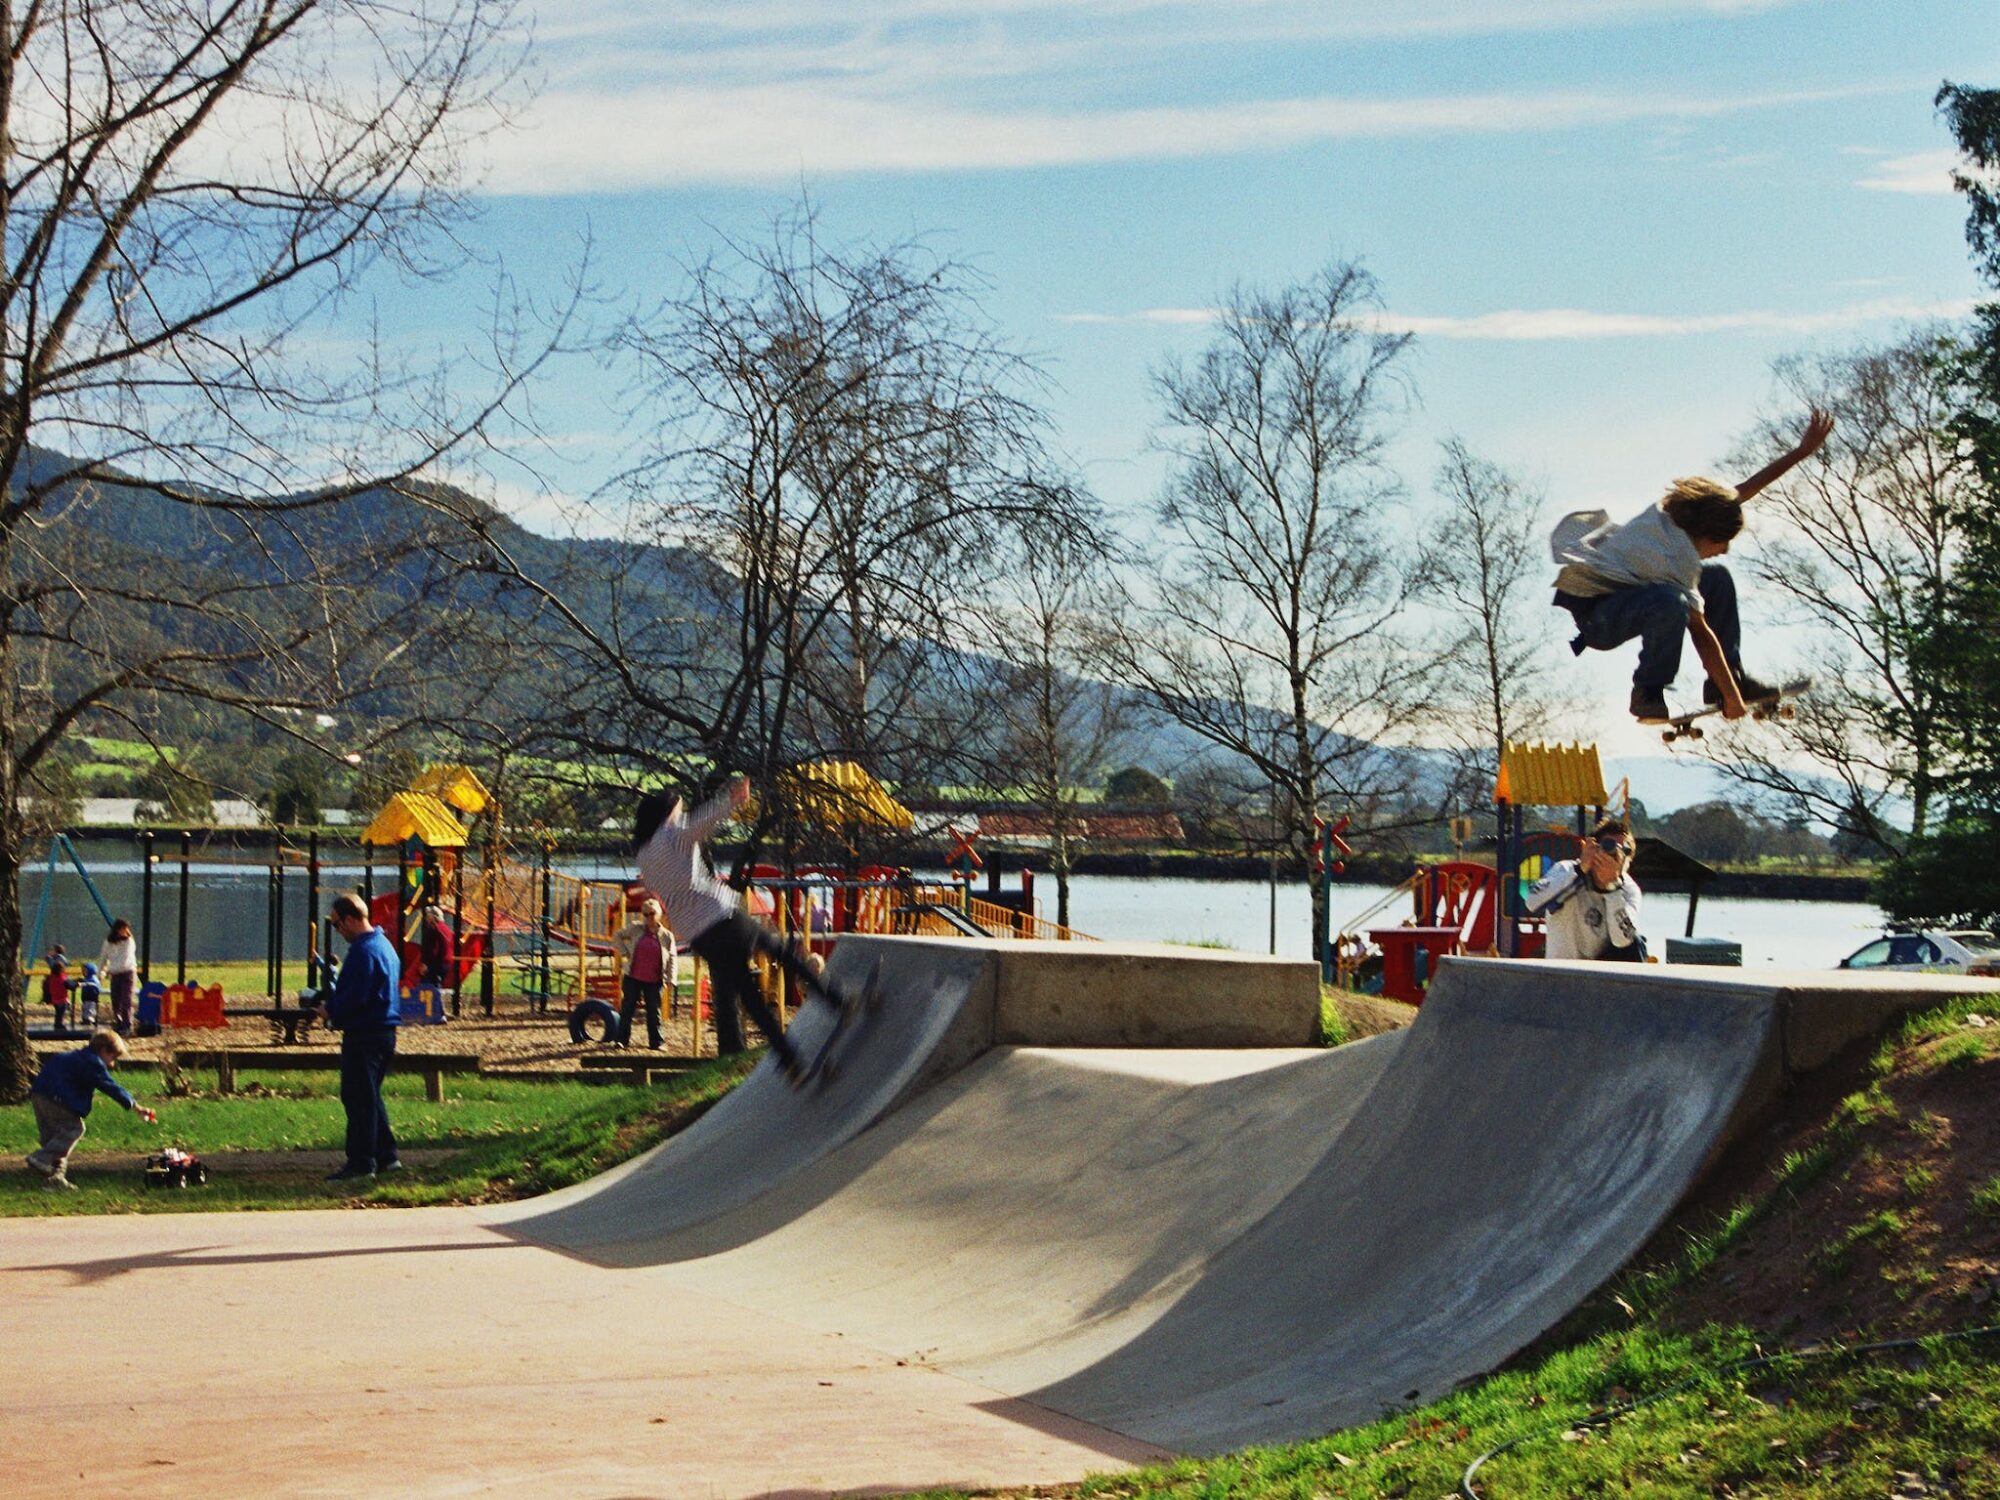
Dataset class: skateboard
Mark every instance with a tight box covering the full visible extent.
[792,957,886,1090]
[1660,676,1812,745]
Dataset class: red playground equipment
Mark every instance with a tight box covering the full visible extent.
[1341,741,1614,1003]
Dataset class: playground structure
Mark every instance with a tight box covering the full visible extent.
[339,760,1097,1042]
[1335,741,1621,1003]
[19,759,1099,1044]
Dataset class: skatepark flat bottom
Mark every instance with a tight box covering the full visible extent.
[0,1206,1166,1500]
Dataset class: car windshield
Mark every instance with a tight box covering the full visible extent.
[1949,931,2000,955]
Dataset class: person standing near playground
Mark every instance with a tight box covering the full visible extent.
[633,775,851,1079]
[77,963,101,1029]
[41,945,70,1032]
[1551,409,1833,722]
[612,898,676,1049]
[25,1028,157,1191]
[313,892,402,1183]
[1524,819,1644,962]
[98,918,138,1034]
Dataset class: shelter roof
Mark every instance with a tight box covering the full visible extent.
[780,761,914,832]
[359,791,468,849]
[1630,836,1718,887]
[1494,741,1608,808]
[410,764,491,817]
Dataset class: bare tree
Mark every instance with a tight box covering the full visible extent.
[1712,331,1974,856]
[981,519,1127,929]
[496,208,1092,864]
[1110,262,1438,968]
[0,1,535,1099]
[1427,438,1570,801]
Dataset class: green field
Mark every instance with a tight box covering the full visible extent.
[1,1054,755,1214]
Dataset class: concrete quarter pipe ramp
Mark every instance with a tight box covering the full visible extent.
[6,936,1987,1500]
[503,941,1846,1455]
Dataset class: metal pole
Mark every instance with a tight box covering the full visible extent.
[450,852,465,1018]
[275,849,286,991]
[176,830,191,985]
[139,830,155,985]
[481,857,496,1017]
[306,829,321,983]
[268,861,280,999]
[540,838,554,1013]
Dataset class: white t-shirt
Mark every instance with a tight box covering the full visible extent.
[1550,504,1704,613]
[1524,861,1643,960]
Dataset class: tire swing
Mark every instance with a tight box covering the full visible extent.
[569,997,621,1045]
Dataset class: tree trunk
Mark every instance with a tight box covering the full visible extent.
[0,751,31,1101]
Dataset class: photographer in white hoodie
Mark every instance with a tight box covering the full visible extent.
[1524,819,1644,962]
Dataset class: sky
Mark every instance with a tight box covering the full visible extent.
[385,0,1998,769]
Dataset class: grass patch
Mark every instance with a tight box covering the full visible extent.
[0,1054,755,1215]
[1973,1176,2000,1221]
[1316,987,1351,1048]
[1934,1033,1991,1070]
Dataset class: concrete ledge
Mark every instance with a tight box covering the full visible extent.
[838,935,1322,1049]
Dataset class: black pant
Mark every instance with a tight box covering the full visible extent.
[689,911,841,1060]
[339,1028,399,1172]
[618,975,664,1048]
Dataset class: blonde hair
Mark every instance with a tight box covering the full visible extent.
[640,898,663,919]
[1660,476,1744,544]
[90,1027,130,1059]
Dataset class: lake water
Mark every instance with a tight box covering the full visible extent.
[18,854,1888,972]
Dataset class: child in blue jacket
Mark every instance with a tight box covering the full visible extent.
[26,1029,157,1191]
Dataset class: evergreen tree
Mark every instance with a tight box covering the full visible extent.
[1884,84,2000,925]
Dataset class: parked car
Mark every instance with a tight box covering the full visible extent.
[1836,929,2000,976]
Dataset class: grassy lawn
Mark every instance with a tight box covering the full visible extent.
[1,1053,755,1215]
[983,1327,2000,1500]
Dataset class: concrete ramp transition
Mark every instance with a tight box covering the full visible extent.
[505,941,1989,1458]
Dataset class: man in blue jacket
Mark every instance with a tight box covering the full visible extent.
[314,892,402,1183]
[26,1028,157,1191]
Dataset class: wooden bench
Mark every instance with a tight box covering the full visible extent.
[576,1052,703,1086]
[221,1007,322,1045]
[172,1048,478,1102]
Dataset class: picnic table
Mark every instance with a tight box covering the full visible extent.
[171,1047,478,1102]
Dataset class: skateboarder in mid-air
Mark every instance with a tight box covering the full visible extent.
[1550,408,1834,722]
[633,774,859,1084]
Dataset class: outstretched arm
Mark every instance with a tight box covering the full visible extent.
[1734,407,1834,501]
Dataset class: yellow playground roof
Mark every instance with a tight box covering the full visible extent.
[780,760,914,831]
[410,764,492,816]
[1494,741,1608,809]
[359,791,469,849]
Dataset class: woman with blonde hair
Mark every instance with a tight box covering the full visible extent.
[611,898,676,1050]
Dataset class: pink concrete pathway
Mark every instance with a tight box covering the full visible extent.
[0,1206,1163,1499]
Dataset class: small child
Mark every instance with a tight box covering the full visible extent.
[77,963,101,1029]
[1551,409,1833,722]
[25,1028,158,1191]
[41,945,69,1032]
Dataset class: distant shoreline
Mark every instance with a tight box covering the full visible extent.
[54,828,1877,902]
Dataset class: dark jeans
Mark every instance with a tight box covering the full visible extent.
[338,1028,399,1173]
[689,911,842,1061]
[618,975,664,1048]
[1557,563,1743,689]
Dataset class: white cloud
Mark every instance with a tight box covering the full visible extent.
[484,83,1872,192]
[477,0,1836,190]
[1854,148,1986,196]
[1056,296,1981,340]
